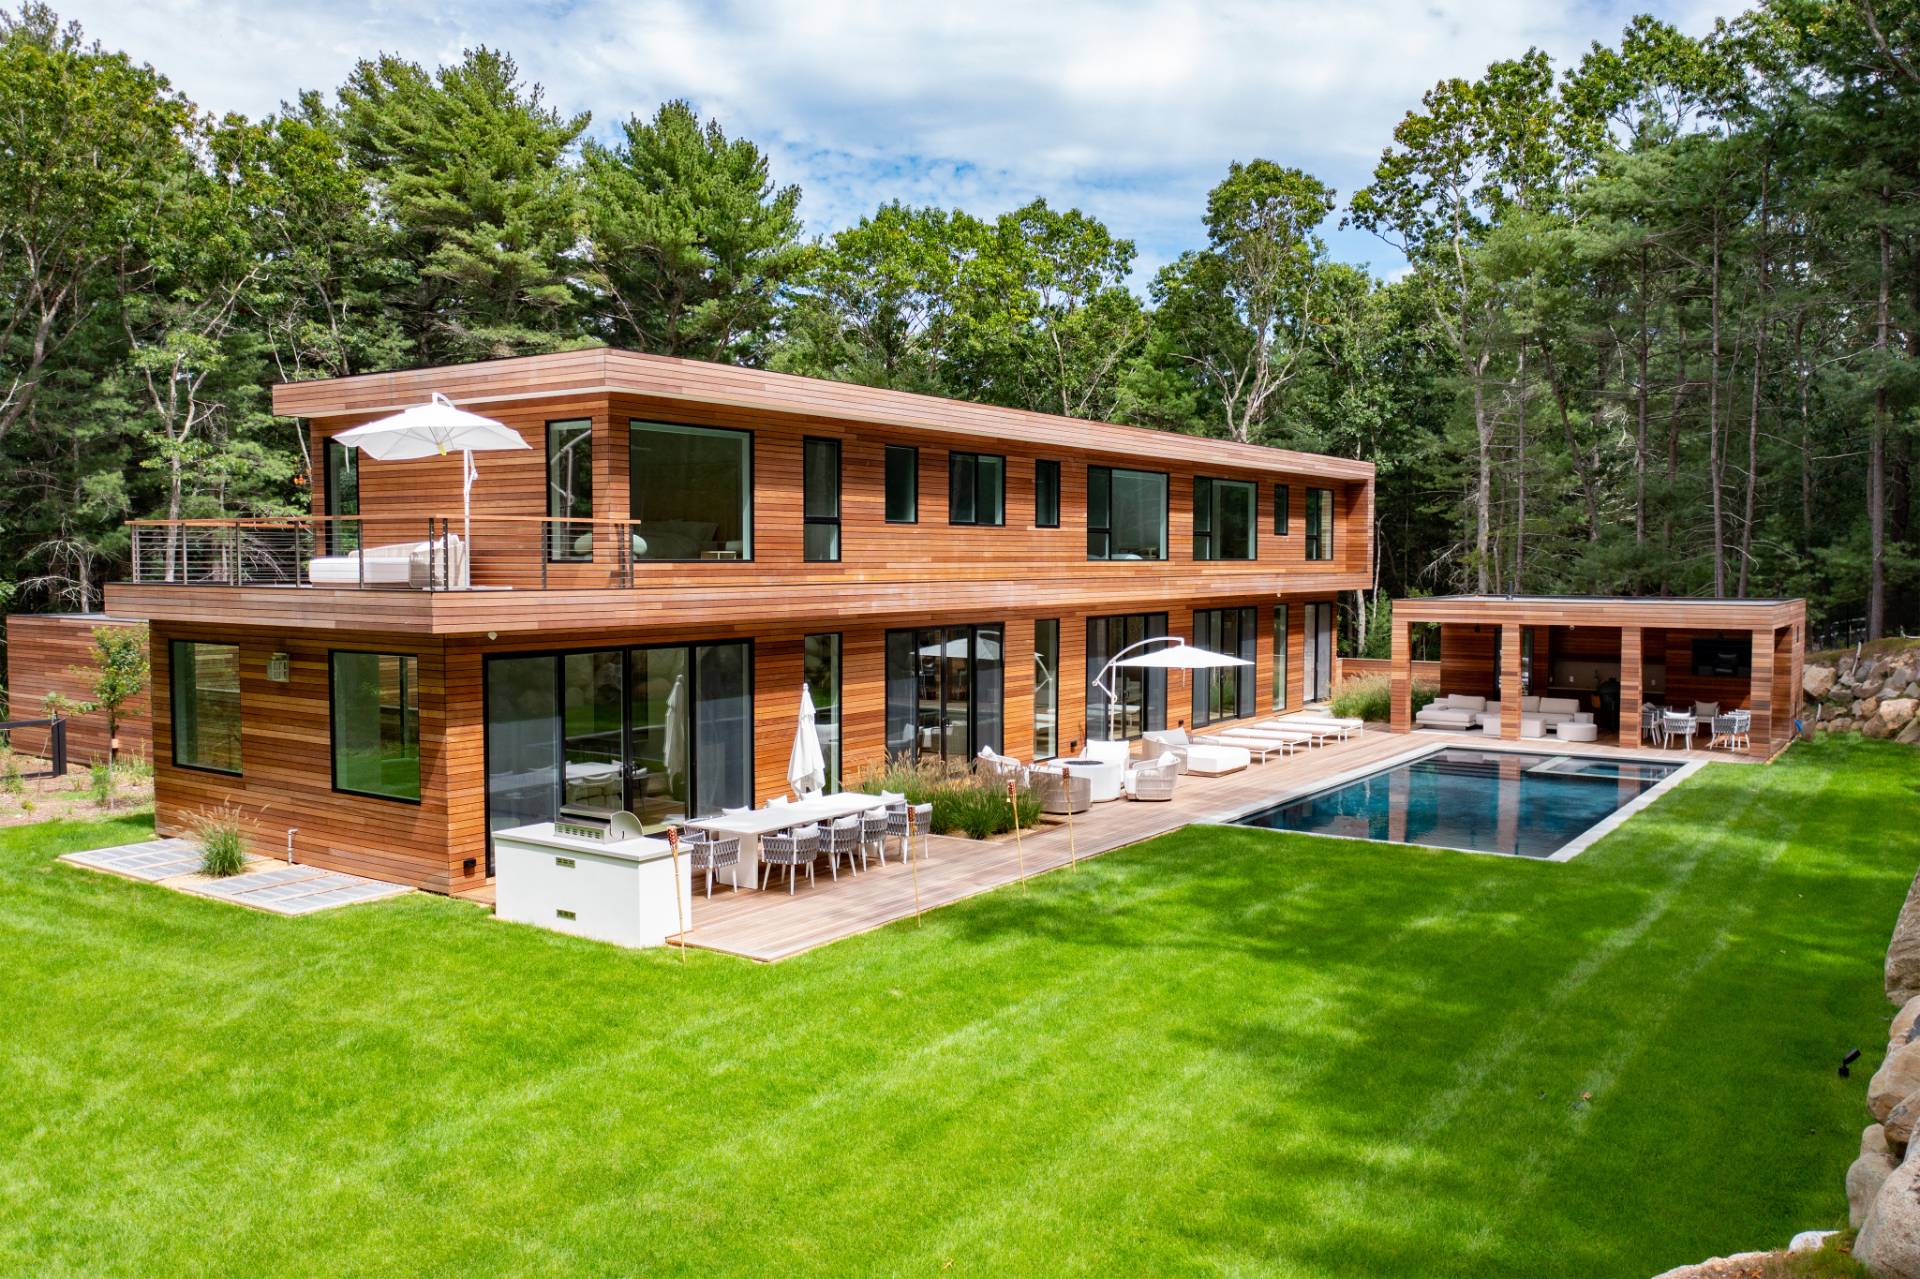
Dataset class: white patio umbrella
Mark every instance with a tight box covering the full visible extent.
[331,392,530,571]
[1094,637,1252,739]
[787,683,827,797]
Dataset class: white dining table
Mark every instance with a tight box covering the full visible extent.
[682,792,895,890]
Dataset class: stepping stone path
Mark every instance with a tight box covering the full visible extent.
[61,838,410,916]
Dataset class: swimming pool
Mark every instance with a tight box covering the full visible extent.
[1233,748,1686,859]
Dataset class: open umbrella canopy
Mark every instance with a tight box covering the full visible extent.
[332,393,530,460]
[1109,639,1251,670]
[787,684,827,796]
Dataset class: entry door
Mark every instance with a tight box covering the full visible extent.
[1304,604,1334,702]
[897,625,994,767]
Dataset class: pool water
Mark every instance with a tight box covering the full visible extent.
[1234,748,1683,859]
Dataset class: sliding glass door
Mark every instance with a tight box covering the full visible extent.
[1086,612,1168,741]
[484,641,752,869]
[1302,603,1334,702]
[884,624,1004,766]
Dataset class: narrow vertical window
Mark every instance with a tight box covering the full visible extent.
[1305,487,1334,561]
[1035,459,1060,528]
[804,437,841,562]
[330,651,420,802]
[885,445,918,523]
[324,438,360,555]
[1033,619,1060,760]
[1274,484,1290,536]
[1273,603,1290,709]
[170,640,242,774]
[546,419,592,562]
[1193,477,1213,560]
[804,633,841,790]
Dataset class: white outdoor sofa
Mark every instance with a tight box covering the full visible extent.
[1414,693,1487,730]
[1473,696,1583,737]
[1141,728,1250,776]
[309,534,468,589]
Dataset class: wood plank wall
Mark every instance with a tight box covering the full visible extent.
[1438,625,1501,698]
[3,614,152,762]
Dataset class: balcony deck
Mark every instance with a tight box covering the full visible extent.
[666,725,1756,962]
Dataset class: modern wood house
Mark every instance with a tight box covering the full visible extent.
[102,349,1376,895]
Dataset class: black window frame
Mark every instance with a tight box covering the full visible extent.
[627,418,756,562]
[545,418,593,563]
[1275,484,1291,536]
[1193,476,1257,562]
[884,444,919,524]
[1192,606,1258,726]
[169,638,243,776]
[803,436,842,563]
[1087,465,1170,561]
[1034,459,1061,529]
[323,437,360,556]
[1305,487,1335,562]
[328,649,422,805]
[947,451,1006,527]
[804,631,842,791]
[1033,617,1061,761]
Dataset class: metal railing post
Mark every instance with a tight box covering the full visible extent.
[50,718,66,779]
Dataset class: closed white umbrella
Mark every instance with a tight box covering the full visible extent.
[332,392,531,578]
[787,683,827,796]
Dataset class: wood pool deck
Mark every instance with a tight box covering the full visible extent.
[672,725,1758,962]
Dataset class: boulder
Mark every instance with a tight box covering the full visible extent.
[1861,681,1888,704]
[1869,715,1898,740]
[1896,1003,1920,1049]
[1857,1154,1920,1278]
[1792,1228,1839,1254]
[1888,1090,1920,1143]
[1872,1041,1920,1115]
[1894,884,1920,1004]
[1861,696,1883,720]
[1870,1123,1897,1156]
[1901,718,1920,746]
[1885,698,1919,728]
[1857,1153,1902,1227]
[1805,664,1837,699]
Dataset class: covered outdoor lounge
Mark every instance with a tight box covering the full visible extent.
[1388,596,1806,759]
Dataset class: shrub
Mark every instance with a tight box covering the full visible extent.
[0,750,21,796]
[1329,673,1439,723]
[89,762,113,808]
[851,759,1042,838]
[190,804,252,878]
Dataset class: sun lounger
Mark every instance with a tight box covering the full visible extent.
[1207,734,1292,762]
[1269,716,1361,740]
[1239,723,1331,747]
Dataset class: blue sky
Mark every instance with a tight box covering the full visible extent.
[62,0,1738,286]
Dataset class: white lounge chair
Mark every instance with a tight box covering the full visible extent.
[1207,733,1292,762]
[1245,721,1332,747]
[1273,714,1363,740]
[1141,729,1249,776]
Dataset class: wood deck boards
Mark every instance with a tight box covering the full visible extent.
[672,727,1753,963]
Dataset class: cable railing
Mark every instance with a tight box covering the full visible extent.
[126,515,649,591]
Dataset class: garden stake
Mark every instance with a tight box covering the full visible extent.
[666,826,687,965]
[1065,790,1078,870]
[1008,778,1026,887]
[907,804,923,922]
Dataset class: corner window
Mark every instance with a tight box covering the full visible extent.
[949,452,1005,526]
[170,640,242,774]
[1087,466,1168,561]
[1035,459,1061,528]
[804,437,841,562]
[630,421,752,561]
[805,633,841,790]
[885,445,918,523]
[1275,484,1290,536]
[1194,477,1256,561]
[324,439,359,555]
[546,419,592,562]
[331,651,421,802]
[1305,487,1334,562]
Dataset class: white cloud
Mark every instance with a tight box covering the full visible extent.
[56,0,1743,283]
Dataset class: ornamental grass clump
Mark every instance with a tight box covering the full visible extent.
[853,759,1041,839]
[190,804,251,878]
[1329,673,1438,723]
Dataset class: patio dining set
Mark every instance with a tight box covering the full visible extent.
[677,791,935,896]
[1640,702,1753,751]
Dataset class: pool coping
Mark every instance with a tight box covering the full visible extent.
[1197,740,1710,863]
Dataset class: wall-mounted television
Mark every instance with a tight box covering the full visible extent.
[1690,637,1750,678]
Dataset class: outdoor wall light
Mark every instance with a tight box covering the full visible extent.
[266,652,291,682]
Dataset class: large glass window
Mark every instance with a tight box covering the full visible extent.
[1035,460,1061,528]
[324,438,359,555]
[805,633,841,791]
[485,655,558,874]
[630,421,752,560]
[330,651,420,801]
[948,452,1004,526]
[629,646,689,829]
[884,625,1003,764]
[1194,477,1256,561]
[885,445,918,523]
[692,642,752,818]
[1273,603,1290,710]
[561,650,624,815]
[804,438,841,562]
[1305,487,1335,561]
[1193,608,1257,726]
[1086,612,1168,741]
[1088,466,1168,560]
[546,419,592,562]
[170,640,241,774]
[1034,619,1060,760]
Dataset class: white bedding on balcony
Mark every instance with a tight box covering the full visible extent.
[308,535,467,588]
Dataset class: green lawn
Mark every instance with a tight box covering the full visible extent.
[2,740,1915,1277]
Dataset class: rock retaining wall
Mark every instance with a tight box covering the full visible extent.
[1803,647,1920,744]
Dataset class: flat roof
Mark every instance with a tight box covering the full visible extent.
[1416,594,1797,606]
[270,347,1374,482]
[1394,594,1805,627]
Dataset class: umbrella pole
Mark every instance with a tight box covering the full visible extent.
[461,449,473,588]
